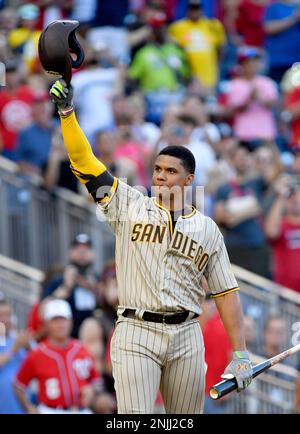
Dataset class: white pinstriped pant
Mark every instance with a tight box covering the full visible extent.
[110,316,206,414]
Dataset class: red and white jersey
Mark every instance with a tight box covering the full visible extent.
[15,339,99,409]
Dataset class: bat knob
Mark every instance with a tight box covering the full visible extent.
[209,387,221,400]
[209,378,237,400]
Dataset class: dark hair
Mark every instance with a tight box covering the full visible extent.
[158,146,196,174]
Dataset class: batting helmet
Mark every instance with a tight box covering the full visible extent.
[38,20,84,84]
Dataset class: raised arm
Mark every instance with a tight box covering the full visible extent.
[49,79,116,202]
[264,195,285,239]
[264,175,290,239]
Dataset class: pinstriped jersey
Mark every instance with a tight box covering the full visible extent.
[98,180,239,315]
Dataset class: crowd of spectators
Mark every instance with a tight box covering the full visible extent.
[1,0,300,414]
[0,235,164,413]
[1,0,300,287]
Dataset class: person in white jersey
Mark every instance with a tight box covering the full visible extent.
[49,79,253,414]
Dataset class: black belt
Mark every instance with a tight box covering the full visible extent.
[122,309,198,324]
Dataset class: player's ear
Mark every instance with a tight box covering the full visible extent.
[185,173,194,186]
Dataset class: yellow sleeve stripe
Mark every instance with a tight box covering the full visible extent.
[99,177,118,206]
[210,287,240,299]
[181,207,197,219]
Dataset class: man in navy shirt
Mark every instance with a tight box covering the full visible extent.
[93,0,129,27]
[42,234,98,339]
[16,91,57,177]
[264,0,300,83]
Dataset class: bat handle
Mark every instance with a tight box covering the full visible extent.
[209,360,271,400]
[209,378,237,400]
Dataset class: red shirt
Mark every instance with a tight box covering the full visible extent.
[236,0,268,47]
[202,313,232,395]
[270,219,300,292]
[16,339,99,408]
[0,86,34,151]
[284,86,300,149]
[27,302,45,339]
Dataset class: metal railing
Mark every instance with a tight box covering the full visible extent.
[220,266,300,413]
[233,265,300,361]
[0,156,115,273]
[0,254,43,329]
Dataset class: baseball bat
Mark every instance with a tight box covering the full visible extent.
[209,343,300,400]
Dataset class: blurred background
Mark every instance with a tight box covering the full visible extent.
[1,0,300,414]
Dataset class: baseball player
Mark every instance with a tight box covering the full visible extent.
[14,299,100,414]
[49,79,253,414]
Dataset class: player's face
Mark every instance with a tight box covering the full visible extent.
[47,317,72,342]
[152,155,194,201]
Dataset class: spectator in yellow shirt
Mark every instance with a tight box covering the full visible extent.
[8,4,41,73]
[168,0,226,92]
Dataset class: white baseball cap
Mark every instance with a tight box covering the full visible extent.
[44,299,72,321]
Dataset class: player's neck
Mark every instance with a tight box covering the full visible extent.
[158,194,191,214]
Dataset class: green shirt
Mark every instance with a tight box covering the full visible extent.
[129,43,190,92]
